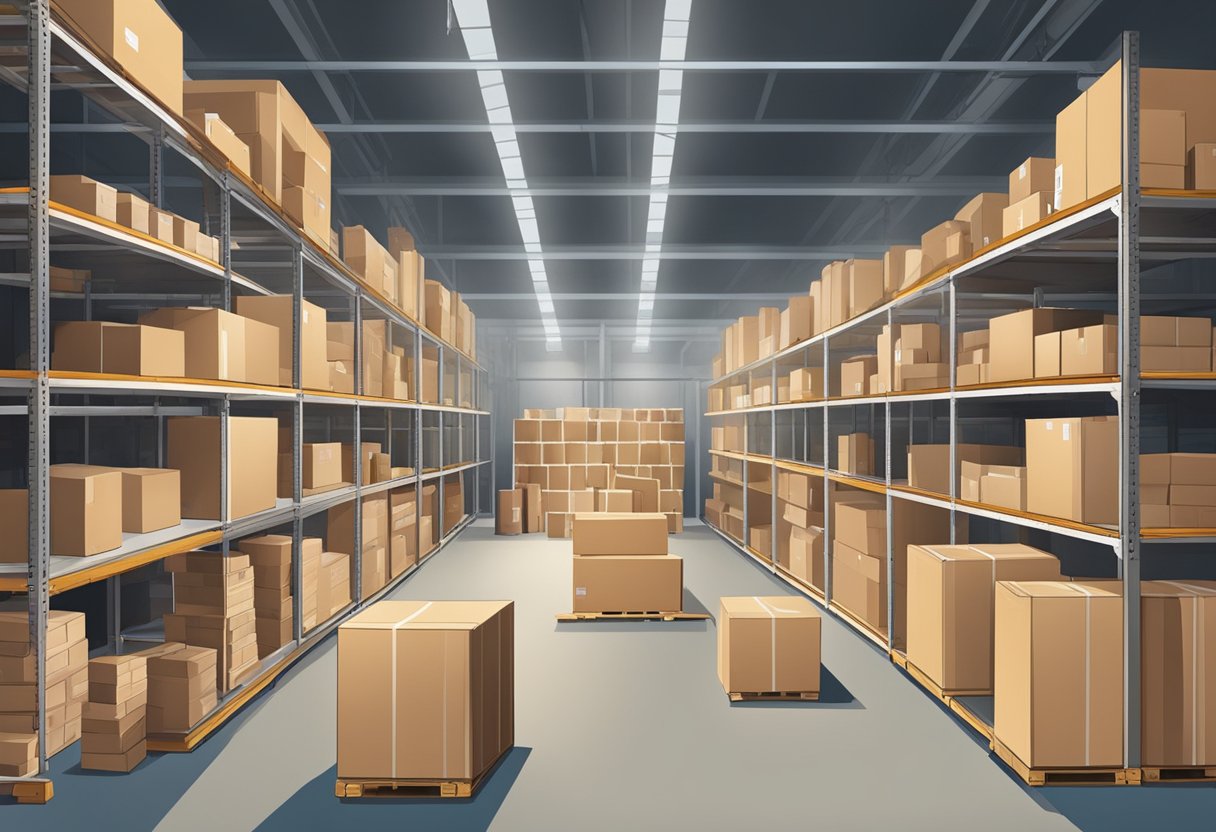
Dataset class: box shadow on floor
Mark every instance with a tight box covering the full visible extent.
[255,747,533,832]
[551,588,713,633]
[724,668,860,710]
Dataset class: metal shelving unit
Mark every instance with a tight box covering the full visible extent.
[702,32,1216,778]
[0,0,493,799]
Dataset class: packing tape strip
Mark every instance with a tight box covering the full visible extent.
[1159,581,1216,764]
[390,601,433,779]
[752,597,800,692]
[1065,582,1096,767]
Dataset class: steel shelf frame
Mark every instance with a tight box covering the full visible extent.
[2,0,493,796]
[701,32,1185,774]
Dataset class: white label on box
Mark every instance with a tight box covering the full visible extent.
[1045,421,1054,431]
[575,587,587,597]
[1062,423,1071,441]
[1018,163,1027,180]
[124,27,139,52]
[512,507,520,522]
[303,308,310,324]
[1054,165,1064,211]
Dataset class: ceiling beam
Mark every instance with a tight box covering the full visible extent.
[464,293,793,300]
[310,119,1053,134]
[336,177,1006,197]
[184,59,1104,73]
[421,244,891,260]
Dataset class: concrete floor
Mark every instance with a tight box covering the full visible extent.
[7,520,1216,830]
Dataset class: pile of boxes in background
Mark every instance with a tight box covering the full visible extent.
[81,655,147,772]
[570,514,684,614]
[138,642,217,736]
[0,611,87,776]
[513,408,685,537]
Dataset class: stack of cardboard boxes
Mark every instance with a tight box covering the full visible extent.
[238,534,318,658]
[326,322,356,394]
[81,655,147,772]
[1142,453,1216,527]
[776,470,824,590]
[137,643,217,735]
[1002,157,1055,236]
[570,514,683,614]
[874,323,948,393]
[0,611,87,774]
[389,486,419,578]
[513,407,685,537]
[164,552,260,694]
[907,443,1024,505]
[328,495,390,601]
[316,551,353,623]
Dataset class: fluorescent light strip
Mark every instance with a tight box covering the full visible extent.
[453,0,562,349]
[635,0,691,352]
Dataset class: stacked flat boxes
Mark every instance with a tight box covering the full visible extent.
[0,611,87,774]
[389,486,418,577]
[570,514,683,613]
[513,407,686,538]
[327,495,388,601]
[164,552,260,694]
[81,655,147,772]
[137,643,217,735]
[239,535,319,658]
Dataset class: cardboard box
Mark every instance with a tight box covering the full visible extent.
[187,110,252,177]
[336,600,513,780]
[148,207,175,243]
[780,296,814,347]
[572,513,668,556]
[832,541,888,631]
[845,259,885,317]
[1025,416,1118,524]
[50,174,118,222]
[718,596,820,695]
[57,0,183,114]
[301,443,342,489]
[341,443,381,486]
[905,443,1023,496]
[1189,143,1216,189]
[519,483,543,532]
[1009,157,1055,204]
[839,355,876,397]
[955,192,1009,249]
[789,367,824,401]
[235,295,328,390]
[1143,345,1212,373]
[110,467,180,534]
[496,489,522,535]
[1142,316,1213,348]
[327,322,355,361]
[546,512,572,539]
[883,245,917,296]
[1034,331,1061,378]
[114,191,150,234]
[993,580,1123,768]
[980,466,1027,511]
[988,308,1106,383]
[168,416,278,521]
[837,433,874,476]
[48,464,122,556]
[138,307,247,383]
[921,220,970,275]
[53,321,186,378]
[907,544,1062,695]
[1061,323,1117,376]
[572,555,683,613]
[240,315,280,387]
[1055,90,1088,211]
[1002,191,1054,237]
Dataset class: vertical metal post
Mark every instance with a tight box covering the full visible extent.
[220,396,230,527]
[437,345,445,540]
[108,578,122,655]
[220,175,232,312]
[415,325,423,557]
[884,311,895,650]
[770,357,777,570]
[1118,30,1143,772]
[822,334,832,604]
[948,282,958,544]
[149,124,164,208]
[292,395,303,640]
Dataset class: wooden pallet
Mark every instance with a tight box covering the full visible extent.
[0,779,53,804]
[336,748,507,800]
[992,738,1139,787]
[827,602,889,650]
[728,690,819,702]
[1140,765,1216,783]
[555,611,711,622]
[892,653,995,742]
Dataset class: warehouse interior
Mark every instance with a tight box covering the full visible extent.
[4,0,1216,829]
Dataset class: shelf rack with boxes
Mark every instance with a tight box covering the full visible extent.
[704,33,1216,783]
[0,1,492,799]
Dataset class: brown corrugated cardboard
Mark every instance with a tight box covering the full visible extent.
[115,191,150,234]
[1034,331,1061,378]
[572,555,683,612]
[341,443,381,486]
[111,467,180,534]
[496,489,522,535]
[301,443,342,489]
[906,443,1023,496]
[883,245,917,296]
[572,513,668,555]
[240,315,280,386]
[993,580,1123,768]
[235,295,328,390]
[49,464,122,556]
[839,355,876,397]
[832,541,887,630]
[1190,143,1216,189]
[907,544,1061,695]
[780,295,814,347]
[50,175,117,222]
[57,0,183,115]
[1143,345,1211,372]
[336,600,513,780]
[1002,191,1054,237]
[955,192,1009,249]
[988,308,1106,383]
[106,321,186,377]
[1142,316,1213,348]
[718,596,820,695]
[187,111,252,177]
[980,466,1027,511]
[846,258,885,317]
[1061,324,1117,376]
[138,307,247,383]
[789,367,824,401]
[167,416,278,521]
[837,433,874,476]
[1055,90,1087,210]
[148,207,174,243]
[789,526,823,587]
[1025,416,1118,524]
[921,220,970,275]
[1009,157,1055,204]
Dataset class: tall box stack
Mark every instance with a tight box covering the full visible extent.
[81,655,147,772]
[239,535,315,658]
[570,514,683,613]
[0,611,87,773]
[164,552,260,694]
[137,643,218,735]
[337,601,513,785]
[389,487,418,577]
[512,407,685,537]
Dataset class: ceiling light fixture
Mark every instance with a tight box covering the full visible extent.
[452,0,562,350]
[634,0,691,352]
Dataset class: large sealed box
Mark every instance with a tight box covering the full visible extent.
[571,513,668,556]
[234,295,328,390]
[495,489,522,535]
[52,321,185,378]
[113,467,180,534]
[988,308,1105,383]
[168,416,277,521]
[993,580,1122,769]
[572,555,682,613]
[906,544,1061,695]
[337,600,513,780]
[718,596,820,696]
[138,307,247,383]
[49,464,122,556]
[1025,416,1117,524]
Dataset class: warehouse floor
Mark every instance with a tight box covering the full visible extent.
[8,521,1216,831]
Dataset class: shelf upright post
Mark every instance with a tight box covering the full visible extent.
[220,172,232,312]
[1117,29,1143,772]
[291,244,305,630]
[25,0,51,781]
[741,408,749,551]
[437,343,445,540]
[414,324,423,558]
[352,289,363,605]
[822,333,832,605]
[770,357,777,571]
[884,310,895,651]
[948,282,958,545]
[149,124,164,209]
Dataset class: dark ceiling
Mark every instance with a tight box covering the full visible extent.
[160,0,1216,330]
